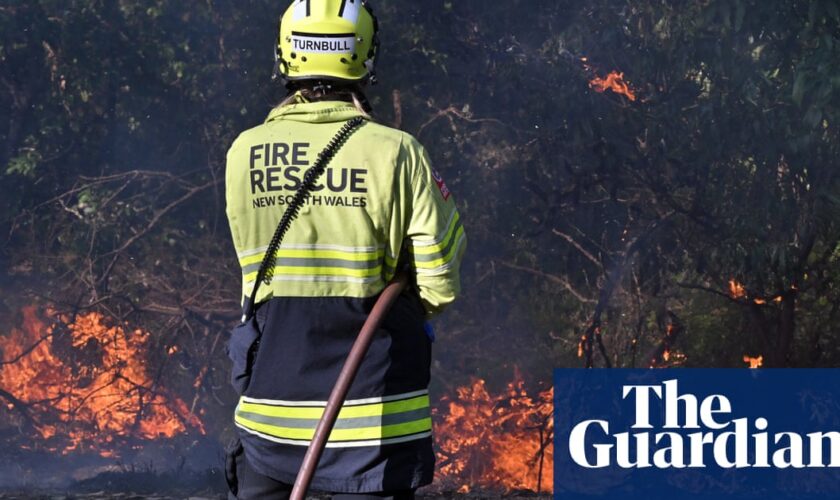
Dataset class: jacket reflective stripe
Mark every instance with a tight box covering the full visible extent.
[412,223,463,262]
[242,257,381,275]
[415,233,466,275]
[239,245,399,284]
[234,392,432,446]
[238,393,429,418]
[266,275,383,285]
[244,266,382,282]
[245,263,383,280]
[236,426,432,448]
[236,407,430,431]
[241,248,385,267]
[412,225,465,266]
[238,243,385,259]
[235,416,432,443]
[410,212,466,273]
[410,211,460,249]
[242,388,429,407]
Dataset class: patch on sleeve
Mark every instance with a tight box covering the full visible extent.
[431,169,451,201]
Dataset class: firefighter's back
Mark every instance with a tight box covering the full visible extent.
[225,100,442,492]
[223,1,465,496]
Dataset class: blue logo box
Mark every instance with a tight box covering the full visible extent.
[554,369,840,500]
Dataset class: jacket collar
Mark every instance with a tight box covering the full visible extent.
[266,94,364,124]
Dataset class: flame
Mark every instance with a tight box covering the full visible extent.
[729,280,790,305]
[743,355,763,369]
[652,350,687,368]
[434,373,553,493]
[0,306,204,457]
[729,280,747,299]
[589,71,637,101]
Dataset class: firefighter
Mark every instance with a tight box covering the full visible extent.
[223,1,466,498]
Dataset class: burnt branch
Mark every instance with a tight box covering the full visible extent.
[497,260,596,304]
[581,213,674,368]
[551,228,604,268]
[0,387,39,430]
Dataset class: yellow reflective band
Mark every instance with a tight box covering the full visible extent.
[240,248,386,268]
[238,394,430,420]
[235,394,432,444]
[410,212,461,257]
[413,227,466,270]
[384,252,398,267]
[234,415,432,443]
[244,265,383,283]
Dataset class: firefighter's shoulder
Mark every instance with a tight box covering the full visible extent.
[358,122,431,169]
[357,120,417,150]
[226,121,273,159]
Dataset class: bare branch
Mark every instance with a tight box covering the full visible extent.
[677,282,741,305]
[496,260,597,304]
[552,228,603,268]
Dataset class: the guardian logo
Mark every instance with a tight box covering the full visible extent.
[568,379,840,469]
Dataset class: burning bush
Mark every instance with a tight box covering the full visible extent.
[1,306,557,494]
[0,306,204,457]
[433,373,553,493]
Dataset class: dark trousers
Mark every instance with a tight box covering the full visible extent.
[226,440,416,500]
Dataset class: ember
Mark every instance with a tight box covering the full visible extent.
[589,71,637,101]
[729,279,789,305]
[0,306,205,457]
[434,373,553,493]
[655,348,687,368]
[743,355,763,369]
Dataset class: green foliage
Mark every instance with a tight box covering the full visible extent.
[6,149,40,178]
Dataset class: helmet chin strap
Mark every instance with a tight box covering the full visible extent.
[363,1,380,85]
[310,80,335,94]
[273,39,288,84]
[364,57,378,86]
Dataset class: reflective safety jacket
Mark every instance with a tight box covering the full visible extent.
[224,99,466,493]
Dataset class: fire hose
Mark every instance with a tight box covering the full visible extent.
[290,273,410,500]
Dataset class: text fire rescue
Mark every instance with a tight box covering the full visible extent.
[249,142,367,209]
[569,379,840,469]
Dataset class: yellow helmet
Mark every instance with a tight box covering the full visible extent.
[276,0,380,83]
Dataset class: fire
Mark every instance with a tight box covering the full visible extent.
[0,306,204,457]
[652,349,687,368]
[434,373,553,493]
[743,355,763,369]
[729,280,788,305]
[729,280,747,299]
[589,71,637,101]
